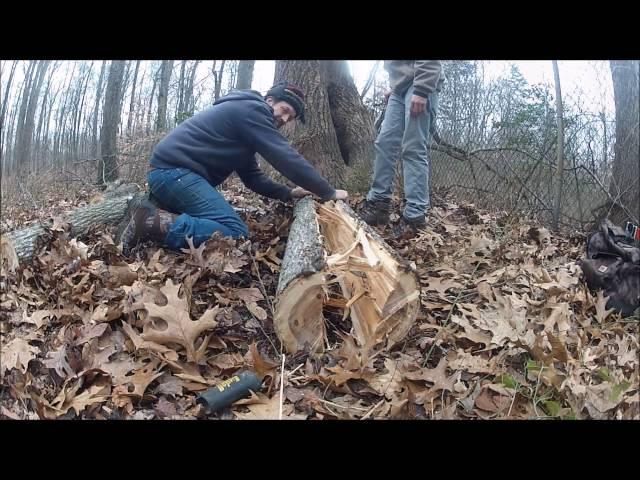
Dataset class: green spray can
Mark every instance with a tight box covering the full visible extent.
[197,371,262,413]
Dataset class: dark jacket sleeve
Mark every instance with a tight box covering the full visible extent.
[239,106,336,202]
[236,156,293,202]
[413,61,443,98]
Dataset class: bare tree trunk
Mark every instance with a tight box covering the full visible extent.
[146,66,159,135]
[91,61,107,159]
[98,61,126,184]
[17,60,49,174]
[72,62,94,162]
[118,61,132,129]
[156,60,173,132]
[0,60,18,166]
[55,62,78,168]
[14,61,37,169]
[131,65,147,137]
[177,60,186,121]
[185,60,200,113]
[0,61,18,132]
[551,60,565,231]
[126,60,141,138]
[214,60,226,101]
[360,60,380,100]
[34,62,58,169]
[608,60,639,224]
[236,60,255,90]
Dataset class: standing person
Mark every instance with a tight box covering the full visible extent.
[360,61,445,232]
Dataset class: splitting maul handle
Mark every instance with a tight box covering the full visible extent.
[197,371,262,413]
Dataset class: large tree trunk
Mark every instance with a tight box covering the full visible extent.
[608,60,639,224]
[274,60,375,191]
[274,197,420,357]
[156,60,173,132]
[98,61,126,184]
[274,60,347,187]
[325,61,375,190]
[236,60,255,90]
[3,184,142,263]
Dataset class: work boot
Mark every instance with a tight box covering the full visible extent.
[116,196,178,254]
[359,199,390,226]
[392,215,427,238]
[402,215,427,231]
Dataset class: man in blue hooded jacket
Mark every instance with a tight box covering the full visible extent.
[117,81,348,253]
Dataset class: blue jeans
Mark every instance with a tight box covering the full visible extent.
[366,85,438,220]
[147,167,249,250]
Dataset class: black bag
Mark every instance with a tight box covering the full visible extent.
[578,219,640,317]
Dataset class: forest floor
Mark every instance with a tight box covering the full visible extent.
[1,177,638,420]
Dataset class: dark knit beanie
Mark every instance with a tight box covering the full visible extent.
[266,81,306,123]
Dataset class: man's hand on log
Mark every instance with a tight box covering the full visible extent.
[333,190,349,201]
[291,187,314,198]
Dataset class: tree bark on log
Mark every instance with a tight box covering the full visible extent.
[274,197,420,355]
[3,184,143,262]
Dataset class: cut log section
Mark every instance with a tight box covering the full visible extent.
[2,184,144,263]
[274,196,420,354]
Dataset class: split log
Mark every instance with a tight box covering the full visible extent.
[274,196,420,354]
[2,183,144,262]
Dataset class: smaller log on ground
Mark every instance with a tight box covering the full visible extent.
[2,185,144,263]
[274,197,420,354]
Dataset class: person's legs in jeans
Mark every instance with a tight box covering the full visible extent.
[400,86,433,222]
[367,91,406,203]
[148,167,249,250]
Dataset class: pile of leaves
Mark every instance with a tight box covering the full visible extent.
[1,180,638,420]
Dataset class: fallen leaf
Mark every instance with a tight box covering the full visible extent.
[424,277,464,295]
[403,357,456,393]
[249,342,278,380]
[474,383,512,415]
[594,290,616,324]
[21,310,52,329]
[234,288,264,303]
[116,358,164,399]
[43,343,77,379]
[154,397,178,419]
[234,393,306,420]
[120,322,178,360]
[448,350,498,374]
[90,304,123,323]
[74,323,109,345]
[142,279,219,362]
[335,332,365,370]
[246,301,268,321]
[368,358,405,401]
[100,355,143,383]
[156,374,184,397]
[543,303,572,333]
[325,365,371,386]
[1,338,39,376]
